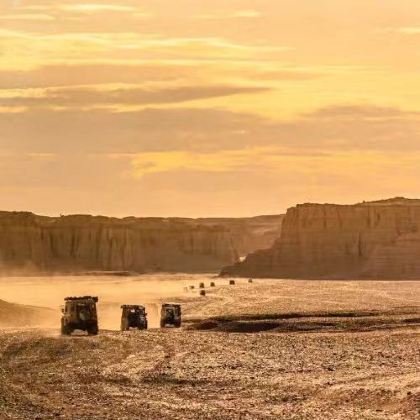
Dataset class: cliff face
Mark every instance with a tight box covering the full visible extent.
[221,198,420,279]
[197,215,284,257]
[0,212,283,274]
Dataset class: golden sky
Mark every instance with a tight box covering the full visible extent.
[1,0,420,216]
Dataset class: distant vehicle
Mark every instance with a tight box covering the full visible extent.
[61,296,99,336]
[160,303,181,328]
[120,305,148,331]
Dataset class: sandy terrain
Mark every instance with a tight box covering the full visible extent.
[0,275,418,419]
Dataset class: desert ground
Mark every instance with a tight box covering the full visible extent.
[0,275,418,419]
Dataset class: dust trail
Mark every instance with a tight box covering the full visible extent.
[0,273,212,329]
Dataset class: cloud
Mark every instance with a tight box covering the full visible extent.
[129,148,264,177]
[0,14,55,21]
[0,63,197,89]
[0,0,419,216]
[1,144,419,217]
[126,147,420,180]
[379,26,420,36]
[1,104,420,157]
[26,153,57,161]
[126,147,344,179]
[391,27,420,35]
[1,103,420,216]
[0,63,319,90]
[0,30,291,70]
[194,10,262,20]
[0,85,270,108]
[59,4,138,13]
[11,5,50,12]
[302,105,420,120]
[0,107,262,154]
[232,10,262,18]
[252,69,322,81]
[56,3,152,18]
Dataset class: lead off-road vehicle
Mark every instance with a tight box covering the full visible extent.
[120,305,148,331]
[61,296,99,336]
[160,303,181,328]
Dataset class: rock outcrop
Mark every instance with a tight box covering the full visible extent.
[0,212,283,274]
[197,215,284,257]
[221,198,420,279]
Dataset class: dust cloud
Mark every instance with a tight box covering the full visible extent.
[0,274,210,330]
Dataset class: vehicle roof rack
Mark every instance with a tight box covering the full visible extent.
[65,296,98,302]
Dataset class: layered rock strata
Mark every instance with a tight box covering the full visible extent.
[0,212,283,274]
[221,198,420,279]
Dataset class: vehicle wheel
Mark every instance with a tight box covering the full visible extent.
[139,320,148,330]
[61,319,71,336]
[63,327,72,336]
[88,325,98,335]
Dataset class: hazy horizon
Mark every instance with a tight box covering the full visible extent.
[2,0,420,217]
[1,195,418,219]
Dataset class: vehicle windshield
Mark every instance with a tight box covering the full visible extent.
[128,308,144,314]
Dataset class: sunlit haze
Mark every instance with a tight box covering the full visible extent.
[2,0,420,217]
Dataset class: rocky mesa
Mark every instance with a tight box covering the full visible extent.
[0,212,282,274]
[221,198,420,279]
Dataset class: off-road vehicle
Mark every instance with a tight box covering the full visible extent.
[160,303,181,328]
[61,296,99,336]
[120,305,148,331]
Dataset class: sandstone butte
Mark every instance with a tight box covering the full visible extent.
[221,197,420,279]
[0,211,283,275]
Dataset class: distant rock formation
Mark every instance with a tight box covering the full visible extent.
[197,215,284,257]
[221,198,420,279]
[0,212,283,274]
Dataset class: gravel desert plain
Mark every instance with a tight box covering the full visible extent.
[0,275,418,419]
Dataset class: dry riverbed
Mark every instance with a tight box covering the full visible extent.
[0,276,418,419]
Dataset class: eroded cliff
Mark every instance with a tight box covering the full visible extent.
[221,198,420,279]
[0,212,282,274]
[197,215,284,257]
